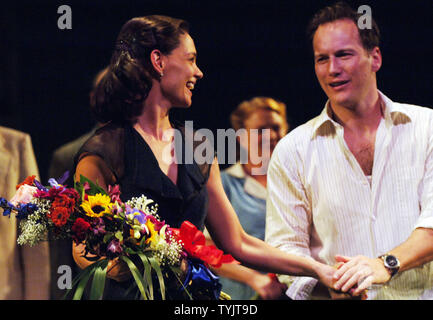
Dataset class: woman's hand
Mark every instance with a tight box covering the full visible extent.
[73,241,131,282]
[248,273,288,300]
[313,261,338,289]
[106,258,132,282]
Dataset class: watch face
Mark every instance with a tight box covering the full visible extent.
[386,255,398,267]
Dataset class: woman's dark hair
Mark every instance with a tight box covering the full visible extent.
[307,2,380,52]
[91,15,189,123]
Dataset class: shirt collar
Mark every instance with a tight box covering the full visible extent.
[312,90,412,139]
[225,163,267,200]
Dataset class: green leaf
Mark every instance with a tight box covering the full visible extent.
[137,253,153,300]
[79,174,107,195]
[148,256,166,300]
[120,255,148,300]
[169,265,193,300]
[89,259,108,300]
[62,259,108,300]
[72,261,102,300]
[103,233,113,243]
[115,231,123,241]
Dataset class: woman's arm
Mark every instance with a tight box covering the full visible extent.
[205,158,335,287]
[205,235,287,299]
[72,155,129,281]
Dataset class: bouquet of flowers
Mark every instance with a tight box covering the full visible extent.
[0,173,236,300]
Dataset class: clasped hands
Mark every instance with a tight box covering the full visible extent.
[322,254,391,299]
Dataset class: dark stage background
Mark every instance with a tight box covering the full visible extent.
[0,0,432,183]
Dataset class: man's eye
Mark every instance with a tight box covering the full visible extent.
[316,57,328,63]
[337,52,352,58]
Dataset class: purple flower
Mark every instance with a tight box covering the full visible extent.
[34,179,48,192]
[108,185,121,203]
[57,171,70,185]
[107,239,122,255]
[92,218,106,235]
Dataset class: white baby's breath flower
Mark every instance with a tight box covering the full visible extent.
[16,198,51,246]
[151,232,183,267]
[126,195,160,218]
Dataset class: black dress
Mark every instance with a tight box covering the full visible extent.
[74,121,215,299]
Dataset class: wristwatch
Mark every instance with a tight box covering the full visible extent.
[379,253,400,278]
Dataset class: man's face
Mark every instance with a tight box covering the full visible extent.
[313,19,381,110]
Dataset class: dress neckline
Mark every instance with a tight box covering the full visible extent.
[130,124,180,189]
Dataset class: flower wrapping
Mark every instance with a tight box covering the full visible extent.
[0,173,236,300]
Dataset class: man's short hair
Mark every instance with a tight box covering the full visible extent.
[307,1,380,52]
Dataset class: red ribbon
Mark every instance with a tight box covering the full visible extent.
[170,221,238,268]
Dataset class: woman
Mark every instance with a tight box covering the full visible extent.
[72,15,335,299]
[207,97,290,299]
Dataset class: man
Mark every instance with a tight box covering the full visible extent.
[265,2,433,300]
[0,126,50,299]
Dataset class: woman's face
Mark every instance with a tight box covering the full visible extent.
[241,108,287,154]
[160,33,204,107]
[238,108,288,174]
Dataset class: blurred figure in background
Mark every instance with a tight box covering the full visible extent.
[47,67,107,299]
[0,125,50,299]
[207,97,290,299]
[48,67,108,180]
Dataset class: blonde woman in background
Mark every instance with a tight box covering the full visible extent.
[207,97,290,300]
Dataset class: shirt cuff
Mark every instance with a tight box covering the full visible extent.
[414,215,433,230]
[285,276,318,300]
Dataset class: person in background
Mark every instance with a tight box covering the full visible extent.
[206,97,290,299]
[47,67,107,299]
[0,125,50,299]
[48,67,108,180]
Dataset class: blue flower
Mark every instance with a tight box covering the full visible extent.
[16,203,38,219]
[0,198,16,217]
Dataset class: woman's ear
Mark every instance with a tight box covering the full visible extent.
[150,49,164,77]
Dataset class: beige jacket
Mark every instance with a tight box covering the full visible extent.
[0,126,50,299]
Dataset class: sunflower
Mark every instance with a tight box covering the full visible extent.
[81,193,112,217]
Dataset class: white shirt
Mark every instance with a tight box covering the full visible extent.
[224,163,267,200]
[265,91,433,300]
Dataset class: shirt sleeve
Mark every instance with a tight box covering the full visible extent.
[265,139,318,300]
[414,116,433,230]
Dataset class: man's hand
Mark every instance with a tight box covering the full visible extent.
[332,255,391,296]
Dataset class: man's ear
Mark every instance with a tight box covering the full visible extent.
[150,49,164,76]
[370,46,382,73]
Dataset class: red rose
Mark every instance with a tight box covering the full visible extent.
[71,218,91,243]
